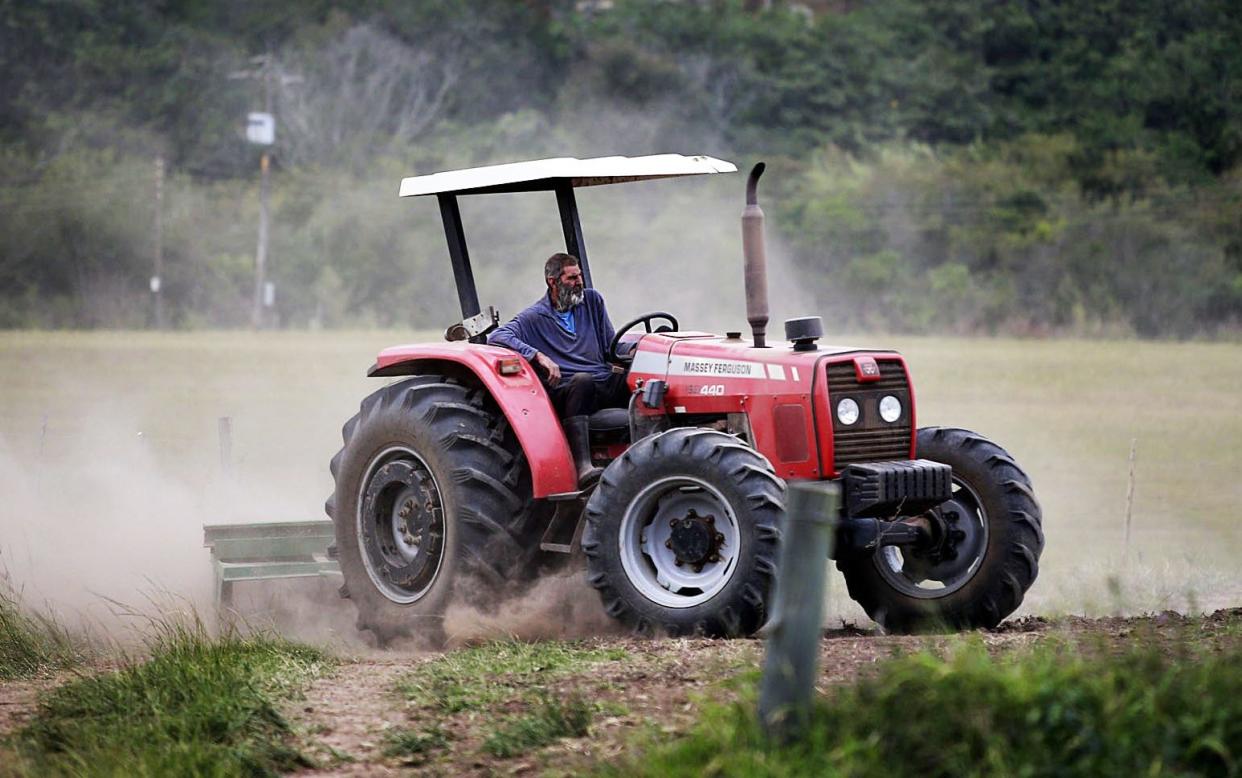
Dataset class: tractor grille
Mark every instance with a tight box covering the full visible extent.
[825,358,913,471]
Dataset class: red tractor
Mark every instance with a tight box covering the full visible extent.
[326,154,1043,643]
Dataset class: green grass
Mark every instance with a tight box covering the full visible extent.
[604,636,1242,777]
[9,619,333,777]
[388,641,626,763]
[395,640,627,714]
[382,724,450,763]
[483,692,594,758]
[0,581,86,680]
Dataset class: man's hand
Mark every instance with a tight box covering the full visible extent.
[534,352,561,384]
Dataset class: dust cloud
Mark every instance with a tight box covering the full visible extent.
[0,332,636,652]
[0,332,373,645]
[443,568,625,646]
[0,414,215,639]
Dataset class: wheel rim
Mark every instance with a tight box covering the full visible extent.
[356,445,446,604]
[873,476,989,599]
[618,476,741,608]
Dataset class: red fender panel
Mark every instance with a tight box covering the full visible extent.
[369,342,577,497]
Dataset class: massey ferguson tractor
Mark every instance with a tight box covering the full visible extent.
[325,154,1044,643]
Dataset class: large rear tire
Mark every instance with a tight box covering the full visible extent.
[326,375,543,645]
[839,426,1044,632]
[582,428,784,637]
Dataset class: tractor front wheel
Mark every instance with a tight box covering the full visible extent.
[326,375,543,645]
[582,428,784,637]
[839,426,1044,632]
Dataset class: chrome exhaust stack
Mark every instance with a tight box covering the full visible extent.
[741,163,770,348]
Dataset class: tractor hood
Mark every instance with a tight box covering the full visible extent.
[629,331,899,387]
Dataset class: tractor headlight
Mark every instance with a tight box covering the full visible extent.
[879,395,902,423]
[836,398,860,426]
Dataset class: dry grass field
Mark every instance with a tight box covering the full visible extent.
[0,330,1239,629]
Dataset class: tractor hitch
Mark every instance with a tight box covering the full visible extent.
[833,516,933,561]
[833,506,983,567]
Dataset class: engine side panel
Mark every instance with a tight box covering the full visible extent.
[370,342,577,497]
[628,334,916,479]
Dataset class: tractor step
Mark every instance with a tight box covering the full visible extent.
[540,499,586,553]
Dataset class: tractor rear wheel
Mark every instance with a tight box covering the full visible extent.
[582,428,784,637]
[326,375,543,645]
[839,426,1044,633]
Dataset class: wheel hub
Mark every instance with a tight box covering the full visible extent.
[359,454,445,602]
[908,503,984,582]
[880,479,990,599]
[665,509,725,572]
[624,479,742,608]
[391,483,435,558]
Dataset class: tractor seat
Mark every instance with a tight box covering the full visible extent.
[588,407,630,433]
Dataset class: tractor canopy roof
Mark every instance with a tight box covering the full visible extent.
[404,153,736,322]
[399,154,736,197]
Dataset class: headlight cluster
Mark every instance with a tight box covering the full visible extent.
[835,395,903,425]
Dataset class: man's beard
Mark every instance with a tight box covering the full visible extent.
[554,281,584,312]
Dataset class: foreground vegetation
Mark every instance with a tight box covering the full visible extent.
[0,583,86,681]
[609,632,1242,777]
[2,1,1239,335]
[386,641,627,765]
[3,591,1240,775]
[5,619,332,777]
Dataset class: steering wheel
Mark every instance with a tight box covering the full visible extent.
[608,312,680,365]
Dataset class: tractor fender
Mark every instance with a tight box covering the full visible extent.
[368,342,577,497]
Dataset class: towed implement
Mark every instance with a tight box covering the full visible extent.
[321,154,1044,643]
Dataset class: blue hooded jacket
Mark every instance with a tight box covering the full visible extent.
[487,288,617,382]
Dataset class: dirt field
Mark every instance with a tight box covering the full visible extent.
[291,610,1241,775]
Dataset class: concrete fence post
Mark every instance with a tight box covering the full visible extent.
[758,480,839,741]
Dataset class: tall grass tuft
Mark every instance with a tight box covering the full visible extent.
[11,615,333,777]
[483,692,594,758]
[0,579,86,680]
[608,635,1242,777]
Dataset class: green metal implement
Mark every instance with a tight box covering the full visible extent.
[202,520,339,608]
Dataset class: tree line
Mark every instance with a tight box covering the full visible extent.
[1,0,1238,336]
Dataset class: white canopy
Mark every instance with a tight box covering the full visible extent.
[398,154,737,197]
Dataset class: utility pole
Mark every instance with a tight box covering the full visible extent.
[232,53,280,329]
[152,153,166,329]
[253,149,270,328]
[251,56,273,329]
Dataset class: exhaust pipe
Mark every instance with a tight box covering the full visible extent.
[742,162,770,348]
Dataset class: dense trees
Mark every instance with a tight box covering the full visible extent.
[1,0,1239,335]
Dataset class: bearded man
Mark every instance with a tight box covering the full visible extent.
[488,252,628,487]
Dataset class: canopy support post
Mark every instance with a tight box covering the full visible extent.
[438,194,481,319]
[554,181,592,288]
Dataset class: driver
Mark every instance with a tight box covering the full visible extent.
[488,252,629,487]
